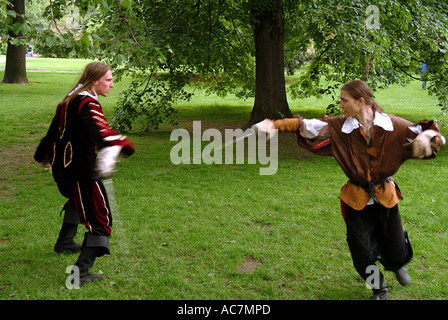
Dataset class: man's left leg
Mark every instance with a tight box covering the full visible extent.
[74,232,110,285]
[54,201,82,253]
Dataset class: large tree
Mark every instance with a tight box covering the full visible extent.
[249,0,292,124]
[2,0,29,84]
[94,0,448,130]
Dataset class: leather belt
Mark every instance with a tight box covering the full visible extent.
[349,177,392,199]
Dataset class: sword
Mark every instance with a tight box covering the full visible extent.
[103,177,129,255]
[217,128,257,153]
[103,178,118,214]
[191,128,258,164]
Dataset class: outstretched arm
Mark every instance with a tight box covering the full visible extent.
[253,117,302,139]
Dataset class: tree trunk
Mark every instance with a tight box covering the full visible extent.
[2,0,29,84]
[247,0,292,127]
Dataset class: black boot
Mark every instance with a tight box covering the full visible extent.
[361,264,388,300]
[54,202,82,253]
[368,269,388,300]
[369,285,389,300]
[74,247,104,285]
[74,232,110,286]
[393,267,411,286]
[54,222,82,253]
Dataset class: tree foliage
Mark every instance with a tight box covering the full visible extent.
[25,0,255,130]
[92,0,257,130]
[285,0,448,117]
[2,0,448,129]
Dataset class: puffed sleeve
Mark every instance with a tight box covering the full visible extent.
[79,100,135,156]
[273,115,333,156]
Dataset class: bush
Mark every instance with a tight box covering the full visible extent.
[112,72,193,132]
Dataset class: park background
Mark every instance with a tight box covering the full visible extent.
[1,57,447,300]
[1,0,448,300]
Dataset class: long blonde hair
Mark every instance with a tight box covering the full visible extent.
[63,62,111,105]
[341,80,384,113]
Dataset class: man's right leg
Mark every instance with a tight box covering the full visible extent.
[74,232,110,285]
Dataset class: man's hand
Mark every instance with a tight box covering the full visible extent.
[96,145,122,178]
[405,129,445,158]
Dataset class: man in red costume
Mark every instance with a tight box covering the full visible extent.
[35,62,135,285]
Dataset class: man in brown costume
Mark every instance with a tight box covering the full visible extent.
[255,80,445,300]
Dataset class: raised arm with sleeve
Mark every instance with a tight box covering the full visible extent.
[255,113,445,210]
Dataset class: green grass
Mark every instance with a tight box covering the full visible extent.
[0,57,94,71]
[0,61,448,301]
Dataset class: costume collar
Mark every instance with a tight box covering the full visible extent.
[69,83,98,101]
[341,111,394,134]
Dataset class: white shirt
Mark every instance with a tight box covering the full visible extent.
[341,111,394,134]
[302,111,425,141]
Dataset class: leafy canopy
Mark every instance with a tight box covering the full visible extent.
[3,0,448,129]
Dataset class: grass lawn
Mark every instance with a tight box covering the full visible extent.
[0,59,447,302]
[0,57,94,72]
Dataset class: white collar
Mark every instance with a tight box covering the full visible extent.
[68,83,98,101]
[341,111,394,134]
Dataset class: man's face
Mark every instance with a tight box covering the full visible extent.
[93,70,114,97]
[339,90,362,117]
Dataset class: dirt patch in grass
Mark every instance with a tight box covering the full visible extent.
[235,255,263,274]
[0,142,42,200]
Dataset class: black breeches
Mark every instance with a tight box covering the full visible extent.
[345,203,413,282]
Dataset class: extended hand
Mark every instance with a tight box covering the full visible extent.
[253,119,276,140]
[406,129,445,158]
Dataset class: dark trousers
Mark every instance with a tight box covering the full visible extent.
[56,178,111,276]
[345,203,413,286]
[57,178,112,237]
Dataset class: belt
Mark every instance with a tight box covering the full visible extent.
[348,177,392,199]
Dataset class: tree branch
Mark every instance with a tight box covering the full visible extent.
[48,0,64,37]
[390,58,423,81]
